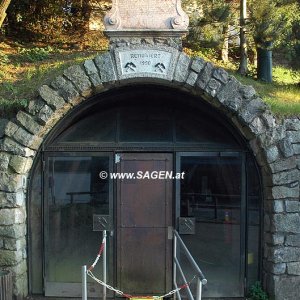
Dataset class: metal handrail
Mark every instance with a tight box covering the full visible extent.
[173,230,207,284]
[173,230,207,300]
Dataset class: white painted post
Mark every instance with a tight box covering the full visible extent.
[173,233,177,300]
[82,265,87,300]
[196,278,202,300]
[103,230,107,300]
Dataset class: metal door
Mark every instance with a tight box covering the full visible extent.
[116,153,173,296]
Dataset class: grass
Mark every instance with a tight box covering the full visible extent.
[234,71,300,117]
[0,42,299,118]
[0,43,106,118]
[185,48,300,117]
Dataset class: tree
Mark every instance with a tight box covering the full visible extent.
[238,0,248,75]
[4,0,94,43]
[248,0,300,80]
[0,0,11,28]
[183,0,232,59]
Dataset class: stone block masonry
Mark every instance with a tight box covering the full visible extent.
[0,44,299,300]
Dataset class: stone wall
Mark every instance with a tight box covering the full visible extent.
[263,118,300,299]
[0,46,299,300]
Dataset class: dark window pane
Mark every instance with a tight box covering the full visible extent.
[176,112,239,146]
[56,111,117,143]
[180,156,243,298]
[46,156,111,284]
[119,107,173,142]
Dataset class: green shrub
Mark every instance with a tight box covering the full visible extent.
[249,282,269,300]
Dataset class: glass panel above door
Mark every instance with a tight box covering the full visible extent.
[119,107,173,142]
[178,154,244,298]
[49,92,242,150]
[45,155,113,297]
[55,110,117,143]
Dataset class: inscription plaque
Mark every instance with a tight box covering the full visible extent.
[104,0,189,32]
[119,50,172,75]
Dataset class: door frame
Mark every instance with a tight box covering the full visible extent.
[43,151,114,297]
[114,152,174,296]
[39,149,258,298]
[175,151,247,296]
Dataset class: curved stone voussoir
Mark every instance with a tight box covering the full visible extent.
[173,52,191,84]
[216,75,243,107]
[38,85,66,111]
[212,68,229,85]
[195,62,214,91]
[249,116,268,136]
[94,52,118,85]
[204,77,223,98]
[262,111,277,130]
[239,84,257,100]
[26,98,54,125]
[51,75,81,104]
[1,138,36,157]
[4,121,43,151]
[16,111,43,135]
[190,57,206,74]
[63,65,92,97]
[238,97,268,125]
[83,59,103,90]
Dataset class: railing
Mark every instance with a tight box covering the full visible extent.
[82,230,206,300]
[173,230,207,300]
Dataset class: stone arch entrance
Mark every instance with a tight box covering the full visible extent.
[0,47,299,300]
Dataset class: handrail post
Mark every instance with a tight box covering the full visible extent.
[173,233,177,300]
[82,265,87,300]
[196,277,202,300]
[103,230,107,300]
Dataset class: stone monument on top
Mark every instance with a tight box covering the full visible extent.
[103,0,189,80]
[104,0,189,48]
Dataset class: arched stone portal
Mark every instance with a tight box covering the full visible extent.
[0,46,299,300]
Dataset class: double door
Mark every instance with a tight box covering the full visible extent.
[43,152,255,298]
[44,153,173,297]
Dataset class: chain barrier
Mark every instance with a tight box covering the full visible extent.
[88,235,106,271]
[86,236,195,299]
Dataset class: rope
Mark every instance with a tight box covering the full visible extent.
[87,270,132,298]
[88,235,106,271]
[86,235,196,299]
[87,269,196,299]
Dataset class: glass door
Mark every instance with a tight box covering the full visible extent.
[176,153,245,298]
[44,153,113,297]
